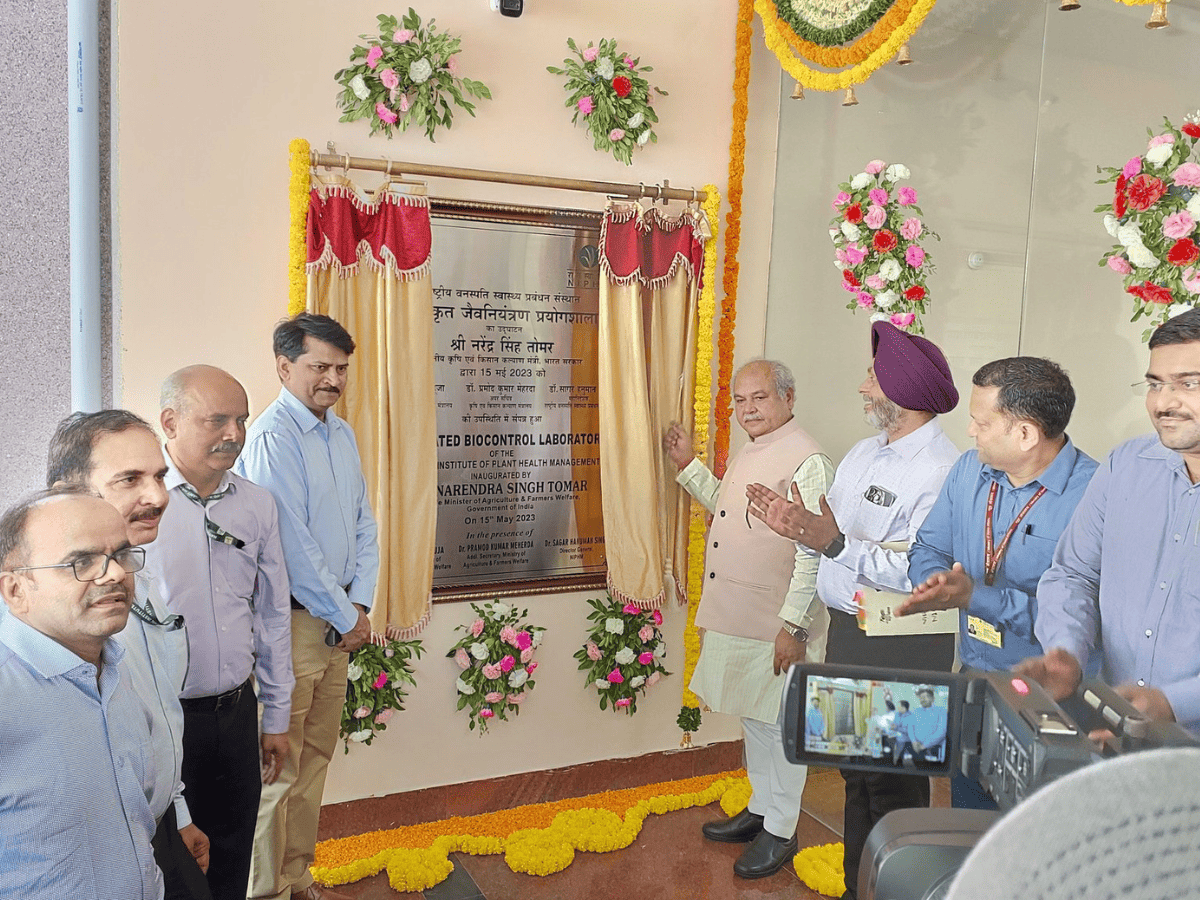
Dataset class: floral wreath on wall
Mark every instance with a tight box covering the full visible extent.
[334,9,492,141]
[340,635,423,750]
[829,159,939,334]
[1097,112,1200,339]
[546,39,666,165]
[575,596,670,714]
[448,601,545,732]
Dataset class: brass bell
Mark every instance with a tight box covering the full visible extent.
[791,80,805,100]
[896,43,913,65]
[1058,0,1080,10]
[842,86,859,107]
[1146,1,1169,28]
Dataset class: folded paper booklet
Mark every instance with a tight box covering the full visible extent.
[854,541,957,637]
[858,587,957,637]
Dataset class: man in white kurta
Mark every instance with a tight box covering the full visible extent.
[664,359,832,879]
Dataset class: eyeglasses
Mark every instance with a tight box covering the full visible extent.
[9,547,146,583]
[1133,379,1200,396]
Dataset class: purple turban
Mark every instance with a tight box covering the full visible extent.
[871,322,958,414]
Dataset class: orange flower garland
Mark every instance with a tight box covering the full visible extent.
[715,0,752,477]
[287,138,311,316]
[772,0,921,69]
[310,771,751,891]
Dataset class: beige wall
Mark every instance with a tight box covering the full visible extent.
[114,0,786,803]
[764,0,1200,464]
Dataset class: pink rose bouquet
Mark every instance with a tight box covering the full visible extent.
[448,600,545,733]
[829,159,940,334]
[1096,111,1200,338]
[575,594,671,715]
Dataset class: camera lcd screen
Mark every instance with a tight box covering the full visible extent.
[784,664,963,777]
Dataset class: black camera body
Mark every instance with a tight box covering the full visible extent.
[782,663,1196,899]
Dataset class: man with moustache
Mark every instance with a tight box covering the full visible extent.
[747,322,960,900]
[900,357,1097,809]
[1021,310,1200,736]
[237,313,377,900]
[0,489,163,899]
[47,411,211,900]
[664,358,832,879]
[148,365,294,900]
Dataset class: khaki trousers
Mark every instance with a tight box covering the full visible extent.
[248,611,348,899]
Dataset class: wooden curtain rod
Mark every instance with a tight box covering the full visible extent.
[309,150,708,204]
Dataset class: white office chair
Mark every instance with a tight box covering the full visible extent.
[946,747,1200,900]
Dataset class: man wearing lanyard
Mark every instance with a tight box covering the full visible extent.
[238,313,378,900]
[150,365,294,900]
[748,322,961,900]
[1021,310,1200,737]
[901,357,1097,809]
[46,411,212,900]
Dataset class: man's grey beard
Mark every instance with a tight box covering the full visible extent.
[865,395,903,432]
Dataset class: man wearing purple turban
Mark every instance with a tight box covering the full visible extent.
[748,322,961,900]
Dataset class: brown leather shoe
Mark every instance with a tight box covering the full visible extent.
[291,884,353,900]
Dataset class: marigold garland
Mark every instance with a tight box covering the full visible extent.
[793,842,847,897]
[679,184,722,732]
[715,0,753,478]
[773,0,901,46]
[310,771,752,891]
[287,138,312,316]
[772,0,921,69]
[755,0,937,92]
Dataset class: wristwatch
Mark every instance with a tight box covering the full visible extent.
[782,621,809,641]
[822,531,846,559]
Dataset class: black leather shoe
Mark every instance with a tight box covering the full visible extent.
[732,829,798,879]
[701,809,764,843]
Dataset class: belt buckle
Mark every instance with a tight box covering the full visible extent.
[215,682,244,712]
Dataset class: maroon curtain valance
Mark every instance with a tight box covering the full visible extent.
[306,186,432,280]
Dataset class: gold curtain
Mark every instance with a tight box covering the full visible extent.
[854,691,869,738]
[307,180,435,635]
[818,689,834,737]
[597,206,702,607]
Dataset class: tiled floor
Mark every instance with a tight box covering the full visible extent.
[325,767,952,900]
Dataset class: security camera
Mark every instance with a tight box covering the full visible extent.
[490,0,523,16]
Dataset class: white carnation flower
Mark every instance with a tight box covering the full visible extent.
[596,57,615,79]
[349,74,371,101]
[605,618,625,635]
[630,675,646,688]
[456,677,475,695]
[841,222,862,242]
[884,163,910,182]
[1127,243,1160,269]
[346,662,364,682]
[834,258,847,270]
[614,647,636,665]
[879,259,901,282]
[1167,303,1195,319]
[875,290,900,309]
[637,129,651,146]
[1145,143,1173,166]
[850,173,872,190]
[653,643,667,659]
[627,112,644,129]
[531,629,544,648]
[829,228,840,244]
[1187,193,1200,220]
[349,730,371,743]
[490,602,511,616]
[595,678,611,690]
[508,669,529,688]
[1116,223,1143,248]
[870,312,891,323]
[409,57,433,84]
[1102,214,1119,238]
[469,642,489,660]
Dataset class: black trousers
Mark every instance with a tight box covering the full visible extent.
[826,608,954,899]
[152,804,214,900]
[181,682,262,900]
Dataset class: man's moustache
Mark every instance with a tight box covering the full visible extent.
[210,441,243,454]
[131,506,164,522]
[86,585,130,606]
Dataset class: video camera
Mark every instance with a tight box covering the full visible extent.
[782,663,1195,900]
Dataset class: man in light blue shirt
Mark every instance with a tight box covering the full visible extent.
[237,313,378,900]
[806,695,826,741]
[47,410,212,900]
[0,489,163,899]
[906,688,947,764]
[1024,310,1200,736]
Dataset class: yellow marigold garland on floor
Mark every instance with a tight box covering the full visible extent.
[755,0,937,92]
[679,183,722,730]
[310,771,752,892]
[287,138,311,316]
[715,0,752,477]
[793,842,847,897]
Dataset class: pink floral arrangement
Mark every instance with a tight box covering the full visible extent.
[575,595,669,715]
[340,635,424,750]
[829,160,940,334]
[1096,112,1200,339]
[448,600,545,733]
